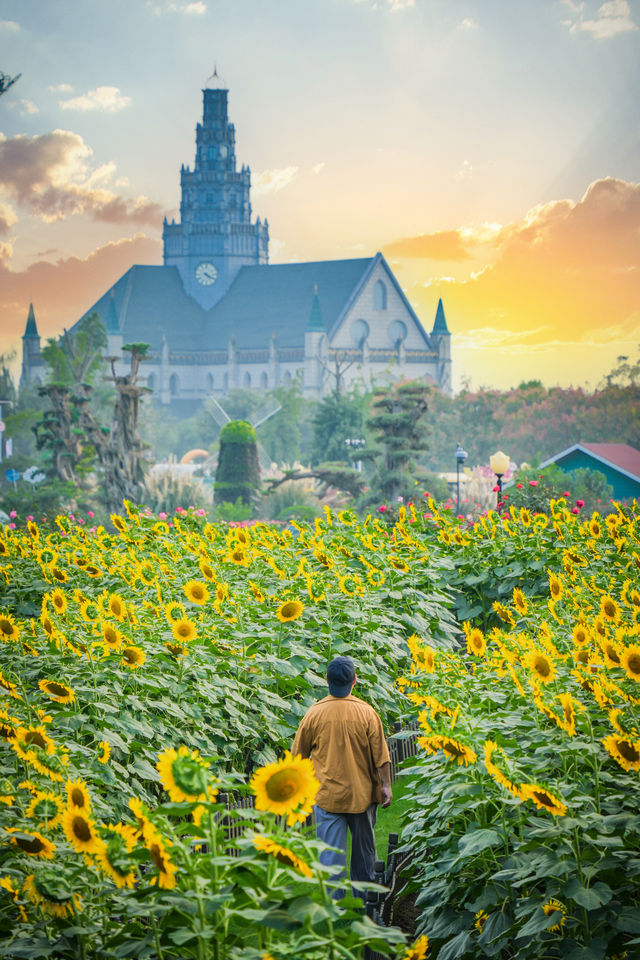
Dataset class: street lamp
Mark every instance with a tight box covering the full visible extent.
[455,443,467,514]
[0,399,13,464]
[345,437,365,472]
[490,450,510,509]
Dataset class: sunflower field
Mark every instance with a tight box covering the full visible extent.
[0,495,639,959]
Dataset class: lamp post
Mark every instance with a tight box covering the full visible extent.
[0,399,13,464]
[455,443,467,514]
[345,437,365,471]
[490,450,510,509]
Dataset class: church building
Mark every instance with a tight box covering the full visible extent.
[21,77,452,410]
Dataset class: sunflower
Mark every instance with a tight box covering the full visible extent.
[156,746,215,803]
[79,599,100,624]
[600,594,621,623]
[417,735,477,766]
[136,561,156,586]
[542,898,566,933]
[589,516,602,538]
[474,911,488,933]
[401,935,430,960]
[227,546,250,566]
[248,580,265,602]
[172,618,198,644]
[110,514,128,535]
[557,692,577,736]
[141,822,178,889]
[492,601,515,628]
[572,623,591,647]
[16,725,56,756]
[49,589,68,615]
[97,740,111,764]
[165,642,189,658]
[85,564,103,578]
[106,593,126,621]
[466,628,486,656]
[600,638,622,669]
[164,600,186,624]
[49,565,68,584]
[390,555,410,573]
[0,669,20,699]
[620,644,640,682]
[23,872,80,918]
[513,588,528,616]
[65,779,91,813]
[276,599,304,623]
[95,823,137,889]
[198,558,216,581]
[483,741,523,798]
[252,834,313,878]
[602,734,640,772]
[0,613,20,642]
[523,649,556,684]
[184,580,209,605]
[121,645,146,669]
[8,828,56,859]
[548,572,562,601]
[250,751,319,824]
[27,520,40,540]
[26,791,65,829]
[366,567,386,587]
[520,783,567,816]
[337,573,364,597]
[63,807,104,855]
[101,622,121,650]
[519,507,531,527]
[38,679,75,705]
[23,747,68,783]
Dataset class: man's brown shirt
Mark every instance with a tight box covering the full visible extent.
[292,694,391,813]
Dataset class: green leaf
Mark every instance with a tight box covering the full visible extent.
[436,930,473,960]
[565,878,611,910]
[458,829,502,856]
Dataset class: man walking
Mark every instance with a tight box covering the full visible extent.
[292,655,392,892]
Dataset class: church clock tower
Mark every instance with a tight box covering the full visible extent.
[162,73,269,309]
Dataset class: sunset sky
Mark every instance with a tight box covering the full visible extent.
[1,0,638,391]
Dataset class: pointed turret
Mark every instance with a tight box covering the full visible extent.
[20,303,44,387]
[431,297,449,335]
[307,283,325,331]
[24,303,39,337]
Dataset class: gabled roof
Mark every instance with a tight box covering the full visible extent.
[23,303,39,338]
[78,266,206,350]
[204,257,374,348]
[540,442,640,483]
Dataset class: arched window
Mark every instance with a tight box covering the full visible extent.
[243,371,252,388]
[206,372,214,393]
[260,371,269,390]
[147,373,155,391]
[169,374,179,396]
[373,280,387,310]
[351,318,369,345]
[388,320,407,346]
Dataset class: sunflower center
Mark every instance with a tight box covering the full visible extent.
[72,816,92,842]
[443,742,465,759]
[45,681,69,697]
[627,653,640,675]
[533,656,551,678]
[532,790,554,808]
[70,788,86,808]
[104,628,118,645]
[280,602,299,618]
[177,623,192,638]
[265,769,304,802]
[617,740,640,763]
[18,835,45,853]
[275,848,296,868]
[0,618,15,635]
[605,645,620,664]
[150,842,167,872]
[24,731,47,749]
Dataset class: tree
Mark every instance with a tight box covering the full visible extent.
[362,381,431,505]
[214,420,260,508]
[310,389,367,466]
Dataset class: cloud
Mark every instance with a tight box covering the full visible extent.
[0,202,17,235]
[0,234,162,358]
[48,83,73,93]
[311,162,326,175]
[564,0,638,38]
[0,20,19,31]
[392,178,640,388]
[458,17,478,29]
[59,86,131,112]
[149,0,207,14]
[253,166,299,196]
[0,130,163,226]
[386,0,414,9]
[383,229,474,260]
[15,99,39,116]
[455,159,473,181]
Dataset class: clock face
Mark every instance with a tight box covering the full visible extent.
[196,262,218,286]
